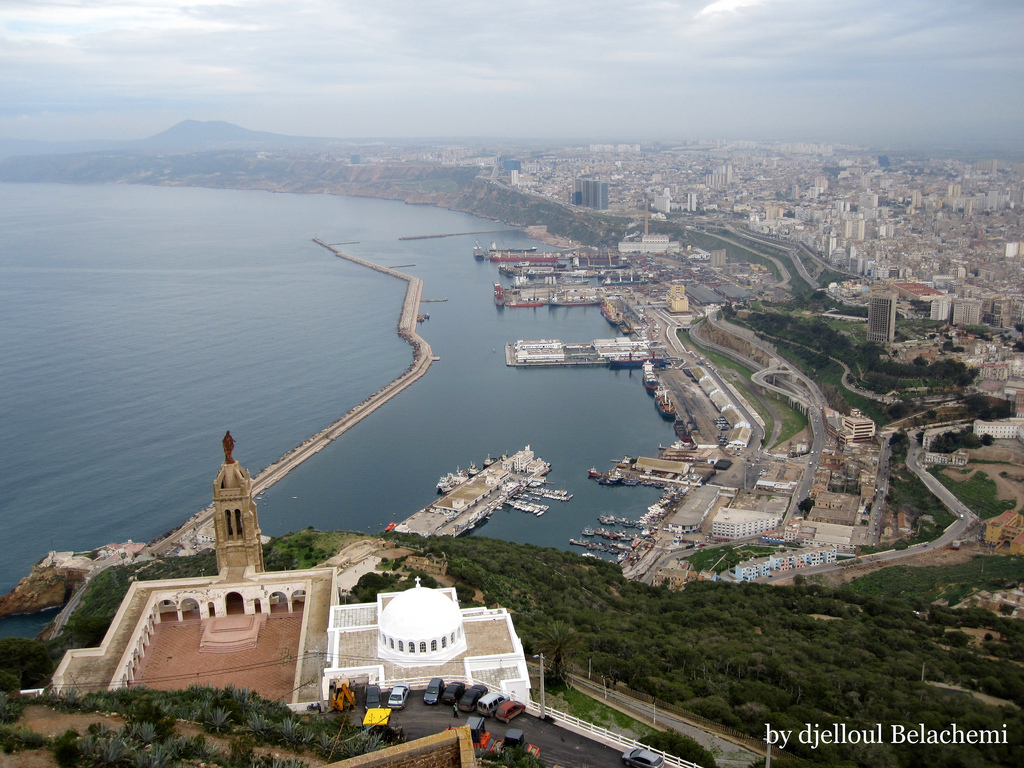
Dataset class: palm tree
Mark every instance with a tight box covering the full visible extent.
[534,620,584,683]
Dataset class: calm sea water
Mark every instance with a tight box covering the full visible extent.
[0,183,673,637]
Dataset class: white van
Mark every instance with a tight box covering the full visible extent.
[476,692,510,717]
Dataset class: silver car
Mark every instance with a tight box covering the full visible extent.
[387,683,410,709]
[622,747,665,768]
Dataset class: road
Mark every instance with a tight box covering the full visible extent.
[687,310,828,508]
[142,242,435,559]
[753,435,975,584]
[385,688,646,768]
[904,433,976,544]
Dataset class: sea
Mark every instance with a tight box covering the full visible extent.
[0,182,676,639]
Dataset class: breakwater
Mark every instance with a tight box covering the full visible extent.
[143,239,435,556]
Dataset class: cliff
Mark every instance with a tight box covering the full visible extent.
[0,565,83,618]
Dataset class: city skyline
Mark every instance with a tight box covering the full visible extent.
[2,0,1022,147]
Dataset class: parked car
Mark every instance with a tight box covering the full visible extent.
[622,748,665,768]
[364,684,381,710]
[387,683,410,709]
[494,700,526,723]
[440,681,466,706]
[458,683,489,712]
[423,677,446,705]
[476,692,509,717]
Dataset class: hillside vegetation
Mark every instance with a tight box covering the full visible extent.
[387,533,1024,768]
[47,529,1024,767]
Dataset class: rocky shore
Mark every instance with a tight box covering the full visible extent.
[0,565,84,619]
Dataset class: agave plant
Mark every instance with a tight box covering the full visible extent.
[81,692,107,712]
[96,736,132,765]
[50,687,82,711]
[129,721,158,744]
[205,706,233,733]
[87,722,115,739]
[78,733,98,751]
[275,717,301,745]
[340,730,383,758]
[132,742,174,768]
[245,713,272,739]
[315,730,338,756]
[178,734,218,761]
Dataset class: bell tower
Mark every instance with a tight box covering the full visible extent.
[212,431,265,576]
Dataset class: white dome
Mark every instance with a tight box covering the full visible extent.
[379,583,462,640]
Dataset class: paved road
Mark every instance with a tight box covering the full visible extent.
[141,244,434,560]
[378,693,630,768]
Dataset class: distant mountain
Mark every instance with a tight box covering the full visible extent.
[133,120,340,151]
[0,120,346,159]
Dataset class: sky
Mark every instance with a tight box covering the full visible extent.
[2,0,1023,146]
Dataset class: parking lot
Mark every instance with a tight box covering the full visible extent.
[362,684,635,767]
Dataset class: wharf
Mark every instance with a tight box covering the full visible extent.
[505,337,657,368]
[144,239,435,558]
[504,344,605,367]
[398,229,508,241]
[394,447,551,537]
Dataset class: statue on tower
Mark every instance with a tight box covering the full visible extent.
[222,431,235,463]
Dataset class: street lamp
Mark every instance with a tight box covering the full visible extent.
[533,653,546,720]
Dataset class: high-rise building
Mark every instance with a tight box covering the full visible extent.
[930,296,953,323]
[867,289,898,343]
[952,298,982,326]
[571,179,609,210]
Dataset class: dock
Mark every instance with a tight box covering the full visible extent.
[505,338,661,367]
[144,239,436,557]
[398,229,510,241]
[394,447,551,537]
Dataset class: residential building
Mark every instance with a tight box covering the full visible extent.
[867,289,898,343]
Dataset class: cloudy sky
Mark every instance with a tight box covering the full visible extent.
[2,0,1022,146]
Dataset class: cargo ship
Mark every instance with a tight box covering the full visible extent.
[480,241,559,264]
[642,362,658,394]
[548,293,602,306]
[600,298,624,326]
[610,353,666,369]
[674,419,694,445]
[493,282,505,306]
[608,353,648,369]
[655,386,677,420]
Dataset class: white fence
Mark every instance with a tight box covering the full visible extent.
[523,699,704,768]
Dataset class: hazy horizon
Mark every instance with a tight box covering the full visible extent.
[2,1,1023,149]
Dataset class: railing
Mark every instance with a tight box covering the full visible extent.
[522,698,701,768]
[564,671,788,759]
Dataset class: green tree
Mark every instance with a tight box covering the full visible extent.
[534,620,584,683]
[64,614,112,647]
[644,730,718,768]
[0,638,53,688]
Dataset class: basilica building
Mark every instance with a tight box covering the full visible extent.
[52,435,529,706]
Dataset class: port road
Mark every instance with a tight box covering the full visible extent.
[142,241,435,557]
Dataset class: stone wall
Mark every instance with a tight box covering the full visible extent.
[327,728,476,768]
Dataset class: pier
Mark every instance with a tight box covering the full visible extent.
[395,447,552,537]
[398,229,510,241]
[143,239,435,557]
